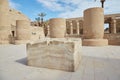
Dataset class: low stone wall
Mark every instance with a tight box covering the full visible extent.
[27,38,82,72]
[104,33,120,45]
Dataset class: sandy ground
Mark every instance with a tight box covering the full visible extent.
[0,44,120,80]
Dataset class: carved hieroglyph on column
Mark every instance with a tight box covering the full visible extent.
[0,0,11,44]
[49,18,66,38]
[15,20,31,44]
[83,7,108,46]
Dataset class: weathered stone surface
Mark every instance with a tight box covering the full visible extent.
[15,40,31,44]
[83,7,104,39]
[104,33,120,45]
[0,0,11,44]
[83,7,108,46]
[82,39,108,46]
[49,18,66,38]
[31,26,45,41]
[27,38,81,72]
[9,9,30,27]
[0,0,9,13]
[15,20,31,44]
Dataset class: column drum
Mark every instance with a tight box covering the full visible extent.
[83,7,104,39]
[49,18,66,38]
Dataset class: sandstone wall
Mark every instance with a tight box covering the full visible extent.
[0,0,11,44]
[9,9,30,27]
[31,26,45,41]
[104,33,120,45]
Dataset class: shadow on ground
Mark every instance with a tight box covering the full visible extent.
[16,57,27,65]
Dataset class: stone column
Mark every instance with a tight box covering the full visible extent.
[49,18,66,38]
[47,25,50,37]
[70,21,73,35]
[83,7,108,46]
[111,19,116,34]
[76,21,80,35]
[79,20,83,35]
[15,20,31,44]
[0,0,11,44]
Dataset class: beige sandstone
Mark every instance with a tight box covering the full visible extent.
[27,38,81,72]
[15,20,31,44]
[9,9,30,27]
[0,14,10,27]
[104,34,120,45]
[65,14,120,46]
[49,18,66,38]
[0,0,9,13]
[0,0,11,44]
[83,7,104,39]
[31,26,45,41]
[83,7,108,46]
[82,39,108,46]
[66,14,120,35]
[0,0,30,44]
[0,0,120,46]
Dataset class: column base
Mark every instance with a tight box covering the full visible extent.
[0,40,9,44]
[15,40,30,44]
[82,39,108,46]
[108,39,120,45]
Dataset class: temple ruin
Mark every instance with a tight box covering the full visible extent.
[0,0,120,45]
[0,0,45,44]
[0,0,120,72]
[65,14,120,45]
[27,18,82,72]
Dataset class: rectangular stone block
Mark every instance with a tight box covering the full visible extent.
[27,38,82,72]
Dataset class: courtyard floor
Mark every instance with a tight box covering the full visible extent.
[0,44,120,80]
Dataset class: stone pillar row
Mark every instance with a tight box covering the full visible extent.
[69,20,80,35]
[47,19,81,37]
[47,20,80,37]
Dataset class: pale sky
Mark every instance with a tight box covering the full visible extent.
[9,0,120,21]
